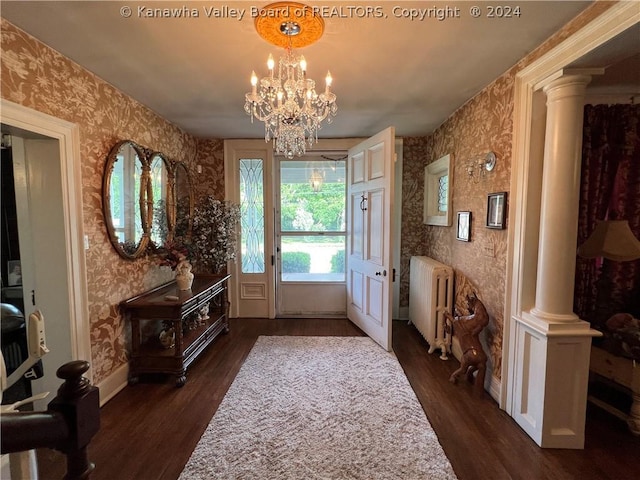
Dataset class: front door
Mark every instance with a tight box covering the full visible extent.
[275,155,347,316]
[346,127,395,351]
[225,139,359,319]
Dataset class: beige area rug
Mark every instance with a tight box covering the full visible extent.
[179,336,458,479]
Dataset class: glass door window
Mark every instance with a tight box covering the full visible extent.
[240,158,265,274]
[278,159,346,282]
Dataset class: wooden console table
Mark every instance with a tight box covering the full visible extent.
[120,274,230,387]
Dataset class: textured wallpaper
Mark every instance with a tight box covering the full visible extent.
[0,18,223,384]
[399,2,613,381]
[398,137,430,308]
[399,74,512,380]
[423,73,513,380]
[194,138,226,202]
[1,0,612,387]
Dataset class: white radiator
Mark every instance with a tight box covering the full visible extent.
[409,256,453,360]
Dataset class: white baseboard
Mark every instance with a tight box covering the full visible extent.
[489,375,501,403]
[96,362,129,406]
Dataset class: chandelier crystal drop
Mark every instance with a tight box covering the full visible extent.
[244,22,337,159]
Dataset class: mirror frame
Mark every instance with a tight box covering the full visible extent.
[172,161,194,240]
[102,140,152,259]
[149,151,174,246]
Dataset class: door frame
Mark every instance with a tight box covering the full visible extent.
[274,154,348,317]
[224,140,275,319]
[502,3,639,411]
[224,137,403,320]
[225,138,361,318]
[392,138,403,320]
[1,99,91,379]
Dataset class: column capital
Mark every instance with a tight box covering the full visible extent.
[535,68,603,92]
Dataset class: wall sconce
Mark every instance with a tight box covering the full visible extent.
[467,151,497,183]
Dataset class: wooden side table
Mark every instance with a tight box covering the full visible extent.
[120,274,230,387]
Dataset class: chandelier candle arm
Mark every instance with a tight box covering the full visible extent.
[268,54,275,75]
[251,72,257,95]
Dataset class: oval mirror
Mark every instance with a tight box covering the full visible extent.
[149,152,172,247]
[102,140,151,259]
[174,162,194,239]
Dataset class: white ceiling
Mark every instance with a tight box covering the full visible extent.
[569,22,640,100]
[1,1,618,139]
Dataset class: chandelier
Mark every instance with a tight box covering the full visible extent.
[244,3,337,159]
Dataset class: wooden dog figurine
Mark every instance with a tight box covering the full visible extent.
[444,294,489,394]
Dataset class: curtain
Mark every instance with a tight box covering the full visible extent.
[574,104,640,327]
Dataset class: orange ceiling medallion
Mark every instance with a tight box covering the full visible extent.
[254,2,325,48]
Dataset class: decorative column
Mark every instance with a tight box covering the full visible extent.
[532,73,592,322]
[513,71,601,449]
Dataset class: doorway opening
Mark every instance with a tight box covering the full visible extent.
[0,100,91,410]
[502,2,638,447]
[225,134,401,339]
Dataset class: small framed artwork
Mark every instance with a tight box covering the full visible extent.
[487,192,507,229]
[7,260,22,286]
[456,211,471,242]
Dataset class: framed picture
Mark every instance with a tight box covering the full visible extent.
[456,211,471,241]
[487,192,507,229]
[7,260,22,286]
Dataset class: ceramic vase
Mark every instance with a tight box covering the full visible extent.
[175,259,194,290]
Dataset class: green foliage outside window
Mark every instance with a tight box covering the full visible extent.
[330,250,345,274]
[282,251,311,273]
[280,183,345,233]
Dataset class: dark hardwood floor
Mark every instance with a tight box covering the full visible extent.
[37,318,638,480]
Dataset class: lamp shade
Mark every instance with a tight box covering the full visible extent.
[577,220,640,261]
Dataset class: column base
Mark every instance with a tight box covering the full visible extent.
[529,307,579,324]
[512,312,600,449]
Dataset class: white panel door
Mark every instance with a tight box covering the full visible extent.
[13,138,73,410]
[346,127,395,350]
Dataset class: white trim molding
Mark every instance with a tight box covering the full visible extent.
[1,99,92,381]
[502,2,639,449]
[96,363,129,406]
